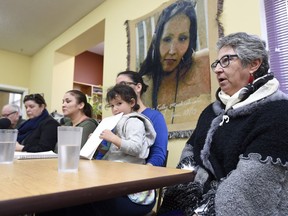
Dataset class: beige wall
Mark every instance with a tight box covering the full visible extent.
[222,0,262,35]
[0,49,31,88]
[0,0,263,167]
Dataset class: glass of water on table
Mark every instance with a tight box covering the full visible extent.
[57,126,83,172]
[0,129,18,164]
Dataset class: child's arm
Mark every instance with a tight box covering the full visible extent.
[99,129,122,148]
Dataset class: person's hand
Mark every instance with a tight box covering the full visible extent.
[99,130,122,148]
[99,129,114,141]
[15,142,24,151]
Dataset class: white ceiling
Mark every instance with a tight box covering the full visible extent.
[0,0,105,56]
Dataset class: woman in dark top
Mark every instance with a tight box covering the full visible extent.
[15,94,59,152]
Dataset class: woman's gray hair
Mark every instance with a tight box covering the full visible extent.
[216,32,270,79]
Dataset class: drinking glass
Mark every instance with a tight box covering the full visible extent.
[0,129,18,164]
[57,126,83,172]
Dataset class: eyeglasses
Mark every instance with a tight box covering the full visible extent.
[211,54,239,72]
[118,81,137,86]
[1,111,17,118]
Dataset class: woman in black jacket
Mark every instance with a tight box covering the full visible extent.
[15,93,59,152]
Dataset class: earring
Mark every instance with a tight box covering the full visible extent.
[248,73,254,84]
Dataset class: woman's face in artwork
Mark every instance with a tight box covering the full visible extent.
[62,92,84,118]
[160,13,190,73]
[24,100,45,119]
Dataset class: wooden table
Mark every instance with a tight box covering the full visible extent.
[0,159,194,216]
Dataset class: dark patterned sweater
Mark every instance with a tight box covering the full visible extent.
[159,90,288,216]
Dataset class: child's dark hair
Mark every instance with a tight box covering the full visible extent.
[106,84,140,111]
[66,89,93,117]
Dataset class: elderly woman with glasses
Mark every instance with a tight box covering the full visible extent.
[15,94,60,152]
[157,32,288,216]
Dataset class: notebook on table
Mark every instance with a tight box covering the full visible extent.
[14,151,58,160]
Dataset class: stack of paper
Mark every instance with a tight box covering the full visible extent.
[14,151,58,160]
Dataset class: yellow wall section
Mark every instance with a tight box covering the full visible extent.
[221,0,262,35]
[0,50,31,88]
[52,53,75,112]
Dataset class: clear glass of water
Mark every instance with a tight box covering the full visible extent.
[0,129,18,164]
[57,126,83,172]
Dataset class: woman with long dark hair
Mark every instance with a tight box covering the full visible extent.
[139,0,211,124]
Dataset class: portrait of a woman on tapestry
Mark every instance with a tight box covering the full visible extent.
[126,0,212,131]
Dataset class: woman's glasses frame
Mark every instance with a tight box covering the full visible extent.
[211,54,239,72]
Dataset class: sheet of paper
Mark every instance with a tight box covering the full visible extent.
[80,112,123,160]
[14,151,58,160]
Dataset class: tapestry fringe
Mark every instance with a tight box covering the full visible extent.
[124,20,131,70]
[216,0,224,37]
[168,130,194,139]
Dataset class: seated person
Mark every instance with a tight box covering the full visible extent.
[15,94,59,152]
[95,70,168,167]
[116,70,168,166]
[62,90,98,148]
[158,32,288,216]
[1,104,26,129]
[100,84,156,164]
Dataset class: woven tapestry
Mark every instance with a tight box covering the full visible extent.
[125,0,223,138]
